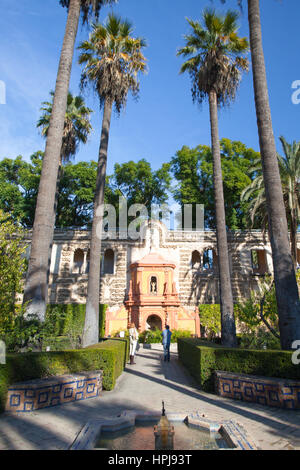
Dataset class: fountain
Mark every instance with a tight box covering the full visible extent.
[70,408,257,450]
[153,402,175,450]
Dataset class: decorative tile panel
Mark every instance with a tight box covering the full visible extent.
[5,370,102,412]
[215,371,300,410]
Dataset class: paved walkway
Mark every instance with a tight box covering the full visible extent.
[1,346,300,450]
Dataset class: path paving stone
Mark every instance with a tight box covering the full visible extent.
[0,347,299,450]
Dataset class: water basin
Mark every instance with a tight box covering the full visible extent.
[96,420,230,450]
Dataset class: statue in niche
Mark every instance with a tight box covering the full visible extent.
[150,276,158,293]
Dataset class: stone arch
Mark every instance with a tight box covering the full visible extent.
[146,314,163,331]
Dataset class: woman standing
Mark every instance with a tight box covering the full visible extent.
[128,322,139,365]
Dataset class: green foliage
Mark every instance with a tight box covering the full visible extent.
[0,154,171,229]
[111,159,171,216]
[241,136,300,239]
[178,338,300,393]
[0,211,27,339]
[138,328,192,344]
[78,14,147,114]
[238,328,281,351]
[87,338,129,381]
[0,153,42,227]
[0,339,127,413]
[3,304,107,353]
[177,9,249,107]
[235,275,279,334]
[37,91,93,163]
[199,304,221,339]
[171,139,259,229]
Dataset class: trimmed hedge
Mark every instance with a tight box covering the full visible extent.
[45,303,107,340]
[178,338,300,392]
[0,338,128,413]
[87,337,130,378]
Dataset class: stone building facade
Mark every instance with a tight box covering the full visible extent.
[23,221,300,336]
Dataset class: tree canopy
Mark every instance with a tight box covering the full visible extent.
[0,153,171,229]
[171,138,260,230]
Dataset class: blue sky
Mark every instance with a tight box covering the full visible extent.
[0,0,300,176]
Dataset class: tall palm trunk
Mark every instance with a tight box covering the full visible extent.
[209,90,237,347]
[248,0,300,349]
[290,207,298,268]
[23,0,81,320]
[82,99,113,347]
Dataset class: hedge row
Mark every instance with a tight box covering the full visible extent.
[45,303,107,339]
[0,338,128,413]
[177,338,300,392]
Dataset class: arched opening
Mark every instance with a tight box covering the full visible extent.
[203,248,215,271]
[191,250,201,270]
[150,276,158,294]
[251,249,268,275]
[146,315,162,331]
[73,249,84,274]
[103,249,114,274]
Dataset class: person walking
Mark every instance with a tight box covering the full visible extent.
[162,325,172,362]
[128,322,139,365]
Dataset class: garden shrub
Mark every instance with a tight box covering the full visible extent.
[178,337,300,392]
[138,328,192,344]
[2,304,107,352]
[0,338,127,413]
[198,304,221,340]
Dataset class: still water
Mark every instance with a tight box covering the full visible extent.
[95,421,229,450]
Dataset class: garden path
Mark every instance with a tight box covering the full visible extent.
[0,346,300,450]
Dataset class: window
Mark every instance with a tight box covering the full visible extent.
[251,249,268,275]
[191,250,201,270]
[103,249,114,274]
[203,249,215,271]
[73,249,84,274]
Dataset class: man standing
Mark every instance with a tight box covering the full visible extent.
[162,325,172,362]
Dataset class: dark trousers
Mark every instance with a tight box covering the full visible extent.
[163,344,170,362]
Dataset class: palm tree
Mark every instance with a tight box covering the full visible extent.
[23,0,116,320]
[247,0,300,352]
[37,91,93,221]
[78,14,147,346]
[177,9,249,347]
[219,0,300,349]
[242,137,300,267]
[37,91,93,163]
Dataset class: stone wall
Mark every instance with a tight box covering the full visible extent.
[23,225,300,308]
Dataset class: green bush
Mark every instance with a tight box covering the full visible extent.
[238,327,281,350]
[138,328,193,344]
[3,304,107,353]
[0,338,128,413]
[199,304,221,340]
[87,337,130,375]
[178,337,300,392]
